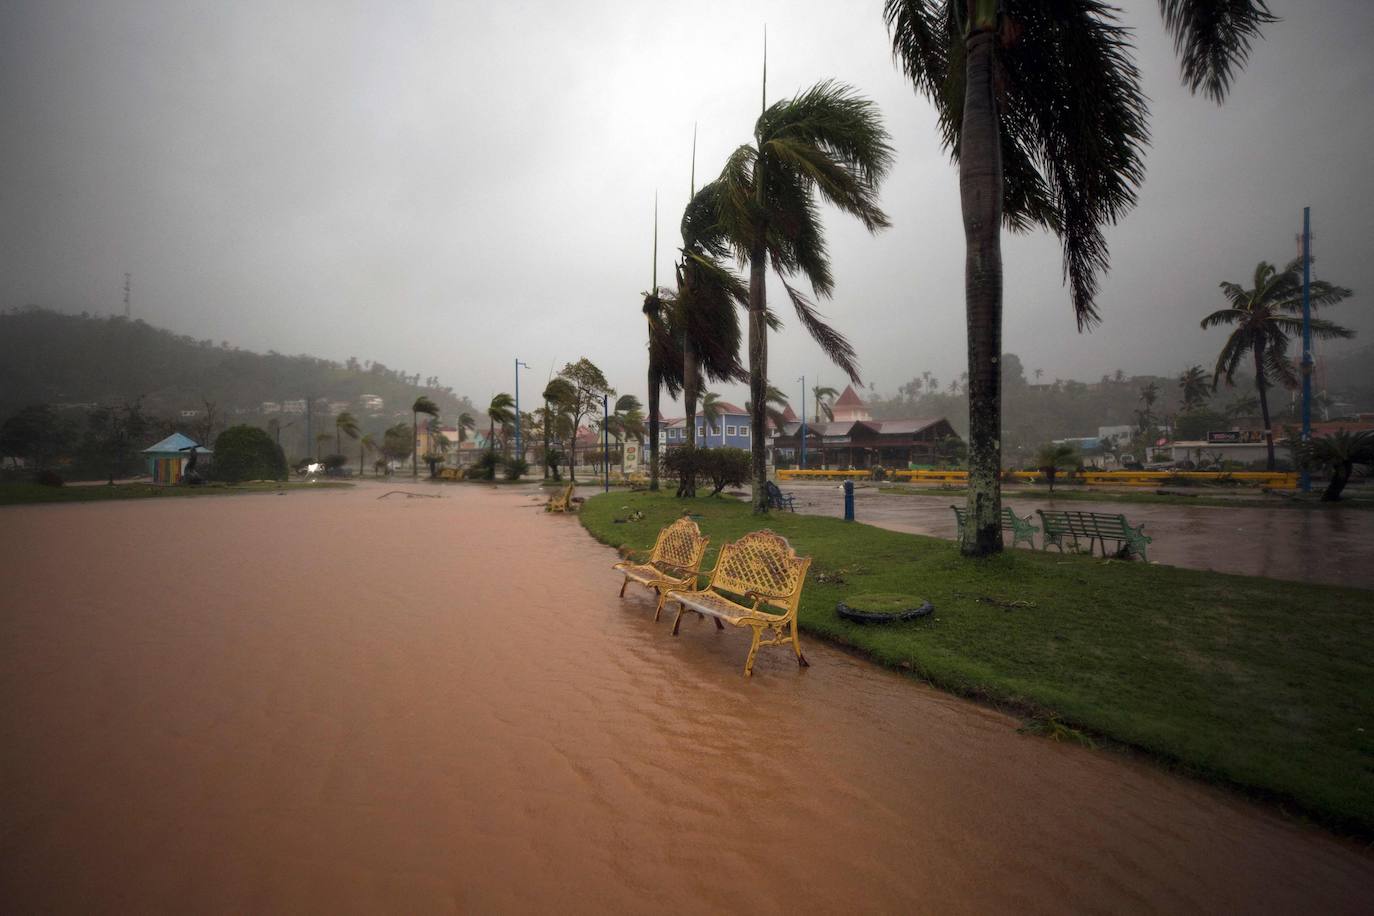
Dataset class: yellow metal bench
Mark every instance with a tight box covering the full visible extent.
[613,517,710,620]
[545,483,575,513]
[664,530,812,677]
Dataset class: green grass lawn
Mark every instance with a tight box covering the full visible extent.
[880,483,1374,510]
[0,480,349,506]
[581,491,1374,836]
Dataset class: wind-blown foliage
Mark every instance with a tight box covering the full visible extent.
[1202,258,1353,468]
[1159,0,1277,102]
[486,393,516,452]
[1288,429,1374,503]
[717,80,894,509]
[642,285,684,491]
[411,396,439,478]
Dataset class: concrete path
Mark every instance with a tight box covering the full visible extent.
[782,481,1374,589]
[2,482,1370,912]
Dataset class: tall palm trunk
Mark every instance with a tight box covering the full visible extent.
[960,15,1004,556]
[1253,342,1275,470]
[543,402,551,480]
[411,412,418,478]
[681,338,699,497]
[748,253,769,511]
[647,364,660,491]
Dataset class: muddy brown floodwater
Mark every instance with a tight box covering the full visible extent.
[2,482,1371,913]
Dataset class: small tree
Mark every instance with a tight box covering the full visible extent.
[382,422,413,472]
[556,359,612,482]
[213,425,287,483]
[1035,443,1081,494]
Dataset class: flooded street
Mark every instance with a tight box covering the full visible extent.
[788,482,1374,589]
[2,482,1371,912]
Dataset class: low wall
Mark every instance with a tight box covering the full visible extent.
[776,468,1299,489]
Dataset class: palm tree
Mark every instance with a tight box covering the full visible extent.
[675,181,749,449]
[541,379,575,478]
[886,0,1273,554]
[360,433,376,476]
[1202,258,1353,469]
[411,396,439,478]
[643,281,684,491]
[698,390,726,437]
[314,432,330,460]
[606,394,645,467]
[717,80,893,512]
[811,384,839,423]
[1035,442,1081,494]
[1289,429,1374,502]
[486,393,516,454]
[334,410,359,457]
[1179,365,1210,411]
[452,411,476,451]
[425,416,453,476]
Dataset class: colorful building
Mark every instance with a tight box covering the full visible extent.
[143,433,211,483]
[660,401,753,450]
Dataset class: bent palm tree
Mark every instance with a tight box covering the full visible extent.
[676,181,749,451]
[717,81,894,511]
[487,393,516,455]
[886,0,1273,554]
[1202,258,1353,469]
[812,384,839,422]
[643,285,684,491]
[1290,429,1374,502]
[1179,365,1210,411]
[360,433,376,476]
[335,410,359,458]
[411,396,438,478]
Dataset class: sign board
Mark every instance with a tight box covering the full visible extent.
[623,440,639,471]
[1206,430,1241,443]
[1207,430,1268,444]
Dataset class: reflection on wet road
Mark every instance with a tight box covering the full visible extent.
[1,483,1370,911]
[790,483,1374,589]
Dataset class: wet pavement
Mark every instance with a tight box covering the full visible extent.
[2,481,1371,912]
[784,482,1374,589]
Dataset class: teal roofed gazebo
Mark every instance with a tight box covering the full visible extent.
[143,433,211,483]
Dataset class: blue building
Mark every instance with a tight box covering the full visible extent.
[660,401,753,450]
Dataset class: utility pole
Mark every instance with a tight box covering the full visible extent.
[1300,207,1313,494]
[514,358,529,465]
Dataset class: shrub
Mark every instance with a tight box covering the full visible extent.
[870,465,887,481]
[503,457,529,481]
[322,453,348,475]
[700,447,750,495]
[34,469,64,487]
[213,425,288,483]
[473,448,501,480]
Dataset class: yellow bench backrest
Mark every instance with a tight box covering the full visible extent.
[650,517,710,572]
[709,530,810,605]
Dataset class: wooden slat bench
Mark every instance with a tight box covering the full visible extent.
[612,517,710,620]
[950,505,1038,549]
[664,530,812,677]
[545,483,576,513]
[1036,509,1151,561]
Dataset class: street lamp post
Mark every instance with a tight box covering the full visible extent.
[514,359,529,465]
[603,394,610,493]
[799,375,806,470]
[1299,207,1313,494]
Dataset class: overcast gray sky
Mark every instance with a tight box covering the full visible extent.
[2,0,1371,411]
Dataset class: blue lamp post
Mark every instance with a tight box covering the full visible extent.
[603,394,610,492]
[514,358,529,463]
[1299,208,1312,494]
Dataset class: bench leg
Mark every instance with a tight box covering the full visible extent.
[791,622,809,668]
[743,627,762,677]
[713,616,724,630]
[653,589,667,622]
[618,576,629,598]
[671,601,685,636]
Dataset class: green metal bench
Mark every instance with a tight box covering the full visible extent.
[950,505,1039,550]
[1036,509,1151,561]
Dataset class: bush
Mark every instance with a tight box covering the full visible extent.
[473,448,500,480]
[322,453,348,475]
[503,457,529,480]
[870,465,887,481]
[33,469,64,487]
[213,425,288,483]
[664,446,749,496]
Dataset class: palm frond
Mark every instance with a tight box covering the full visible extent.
[1159,0,1277,102]
[777,273,861,383]
[1200,307,1246,329]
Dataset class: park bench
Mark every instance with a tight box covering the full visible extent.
[612,517,710,621]
[765,480,797,512]
[1036,509,1151,561]
[664,530,812,677]
[545,483,576,513]
[950,505,1038,550]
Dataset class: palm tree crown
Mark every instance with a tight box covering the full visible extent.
[487,393,516,448]
[1202,258,1353,468]
[411,396,439,478]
